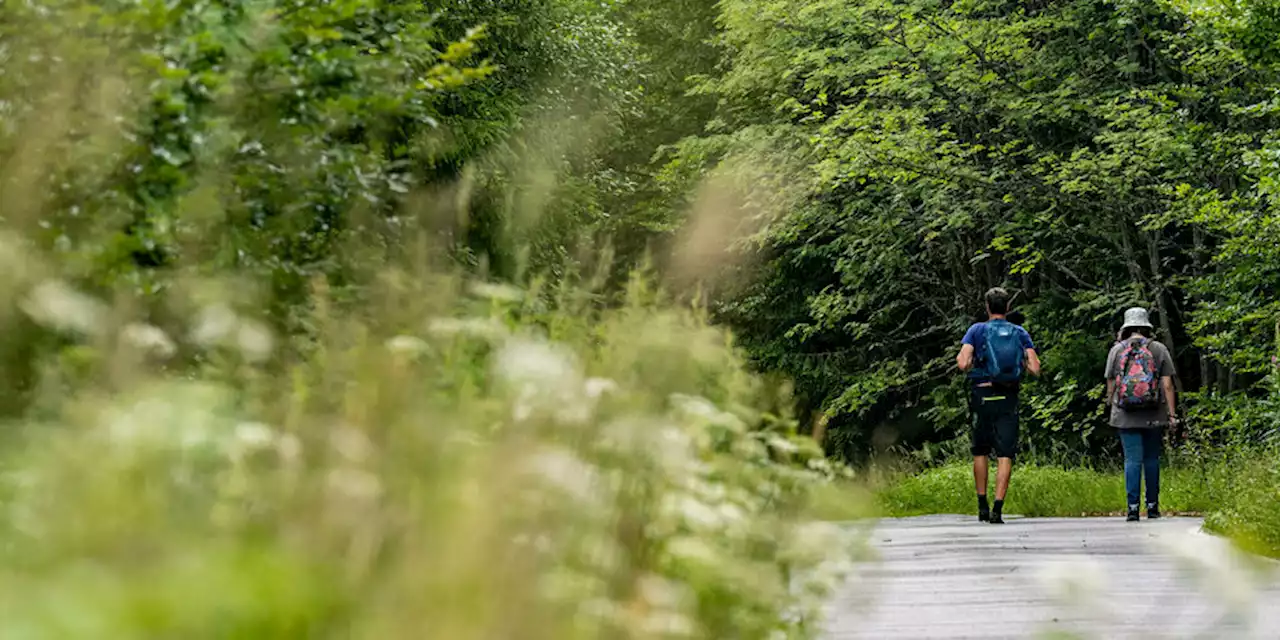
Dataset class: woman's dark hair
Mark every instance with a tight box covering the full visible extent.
[1006,310,1025,326]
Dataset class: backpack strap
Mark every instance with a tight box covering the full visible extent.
[982,321,1001,378]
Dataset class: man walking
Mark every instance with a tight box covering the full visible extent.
[956,288,1041,524]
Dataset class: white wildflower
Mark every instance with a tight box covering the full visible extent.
[539,569,606,603]
[326,467,383,502]
[682,477,728,503]
[795,521,845,547]
[799,556,859,597]
[511,385,537,422]
[731,436,769,460]
[807,456,835,475]
[1159,531,1257,612]
[670,393,720,421]
[654,426,698,472]
[494,338,588,423]
[666,537,720,567]
[235,319,273,362]
[385,334,428,356]
[671,393,747,433]
[584,377,619,399]
[494,337,580,389]
[191,303,238,346]
[717,502,747,524]
[119,322,177,359]
[640,611,696,637]
[555,395,596,425]
[582,537,623,572]
[330,426,374,464]
[511,533,554,554]
[637,574,691,610]
[522,446,598,502]
[101,383,231,452]
[578,598,621,624]
[233,421,276,450]
[277,433,302,466]
[766,434,801,454]
[787,521,848,565]
[663,495,729,530]
[1036,555,1108,607]
[598,416,652,451]
[226,421,281,463]
[20,280,107,336]
[467,280,525,303]
[426,316,507,340]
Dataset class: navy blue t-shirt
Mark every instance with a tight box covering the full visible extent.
[963,321,1035,386]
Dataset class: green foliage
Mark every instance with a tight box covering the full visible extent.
[1203,446,1280,557]
[675,0,1280,460]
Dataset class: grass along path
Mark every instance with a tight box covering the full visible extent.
[876,463,1220,519]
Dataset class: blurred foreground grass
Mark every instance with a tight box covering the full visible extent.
[0,2,874,636]
[0,266,874,638]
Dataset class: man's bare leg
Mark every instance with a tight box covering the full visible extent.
[974,455,990,521]
[973,456,989,496]
[990,457,1013,523]
[995,457,1013,500]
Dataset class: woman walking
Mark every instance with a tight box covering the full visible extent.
[1105,308,1178,522]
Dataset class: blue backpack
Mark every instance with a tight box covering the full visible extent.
[980,319,1024,384]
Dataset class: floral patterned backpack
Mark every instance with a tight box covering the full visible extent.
[1114,337,1159,411]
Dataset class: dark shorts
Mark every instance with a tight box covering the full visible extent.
[970,386,1020,460]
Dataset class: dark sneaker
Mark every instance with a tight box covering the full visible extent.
[1126,507,1140,522]
[1148,504,1162,520]
[989,512,1005,524]
[979,506,990,522]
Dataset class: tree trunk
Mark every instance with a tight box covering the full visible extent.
[1146,228,1183,394]
[1118,223,1146,288]
[1193,226,1211,393]
[812,411,830,447]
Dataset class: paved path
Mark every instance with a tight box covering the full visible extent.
[824,515,1280,639]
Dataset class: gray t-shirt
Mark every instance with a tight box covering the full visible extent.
[1105,339,1175,429]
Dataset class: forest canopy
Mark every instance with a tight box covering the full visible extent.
[4,0,1280,462]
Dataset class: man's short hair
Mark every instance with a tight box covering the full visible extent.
[985,287,1011,315]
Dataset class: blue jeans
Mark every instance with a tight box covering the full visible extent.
[1119,428,1162,507]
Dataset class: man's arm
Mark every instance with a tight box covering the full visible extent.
[1024,348,1042,376]
[1019,328,1041,376]
[957,324,979,371]
[1105,379,1115,407]
[1162,376,1177,421]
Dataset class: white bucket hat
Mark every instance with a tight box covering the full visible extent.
[1121,307,1154,330]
